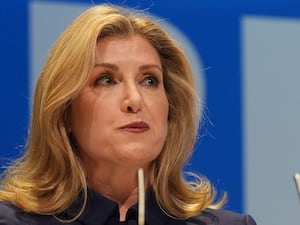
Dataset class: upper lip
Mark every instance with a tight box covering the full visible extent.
[119,121,149,129]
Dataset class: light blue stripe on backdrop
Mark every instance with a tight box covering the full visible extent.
[3,1,300,219]
[242,16,300,225]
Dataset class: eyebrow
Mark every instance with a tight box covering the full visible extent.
[94,63,118,71]
[139,64,162,72]
[94,63,162,72]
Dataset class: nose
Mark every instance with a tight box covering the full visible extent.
[121,82,143,113]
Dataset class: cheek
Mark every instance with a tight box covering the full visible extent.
[69,94,115,141]
[159,94,169,121]
[155,95,169,135]
[69,94,96,140]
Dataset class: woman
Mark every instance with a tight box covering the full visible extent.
[0,4,256,225]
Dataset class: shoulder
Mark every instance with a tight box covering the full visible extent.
[0,202,29,225]
[0,202,61,225]
[0,202,17,224]
[186,208,257,225]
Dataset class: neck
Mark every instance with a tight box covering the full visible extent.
[83,162,149,221]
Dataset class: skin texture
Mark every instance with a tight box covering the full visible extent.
[69,35,169,220]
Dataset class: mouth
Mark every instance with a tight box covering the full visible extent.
[119,121,150,133]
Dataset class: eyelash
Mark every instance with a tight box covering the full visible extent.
[93,73,161,87]
[141,75,160,87]
[94,73,115,86]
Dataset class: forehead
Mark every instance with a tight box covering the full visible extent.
[95,35,161,65]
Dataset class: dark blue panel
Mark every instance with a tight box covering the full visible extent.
[0,1,29,163]
[2,0,300,214]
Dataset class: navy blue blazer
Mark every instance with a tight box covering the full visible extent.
[0,190,257,225]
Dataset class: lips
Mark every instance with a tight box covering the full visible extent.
[119,121,149,133]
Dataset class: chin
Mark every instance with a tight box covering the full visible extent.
[117,154,157,166]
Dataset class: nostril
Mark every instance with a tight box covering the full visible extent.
[127,106,133,112]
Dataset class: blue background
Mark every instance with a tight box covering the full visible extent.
[1,0,300,214]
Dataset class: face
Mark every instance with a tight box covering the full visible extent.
[69,35,169,168]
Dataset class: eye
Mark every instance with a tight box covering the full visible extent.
[141,75,159,87]
[94,73,116,86]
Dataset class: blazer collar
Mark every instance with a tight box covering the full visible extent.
[72,188,187,225]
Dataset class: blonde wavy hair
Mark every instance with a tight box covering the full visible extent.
[0,3,225,220]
